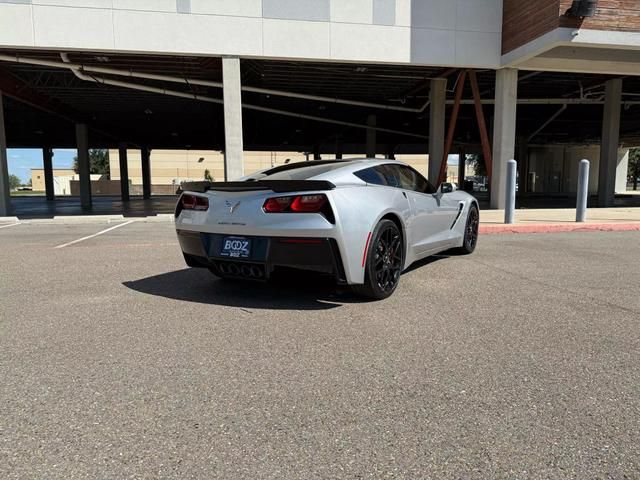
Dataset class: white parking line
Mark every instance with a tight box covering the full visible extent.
[54,220,136,249]
[0,222,21,230]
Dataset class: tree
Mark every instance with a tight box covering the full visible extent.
[467,153,487,177]
[629,148,640,191]
[8,174,21,191]
[204,169,214,182]
[73,149,110,177]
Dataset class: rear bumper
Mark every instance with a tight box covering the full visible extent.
[177,229,347,283]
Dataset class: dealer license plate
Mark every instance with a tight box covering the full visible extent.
[220,236,252,258]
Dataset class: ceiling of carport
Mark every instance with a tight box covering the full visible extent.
[1,49,640,151]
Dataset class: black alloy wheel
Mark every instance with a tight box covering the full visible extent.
[457,204,479,254]
[354,219,403,300]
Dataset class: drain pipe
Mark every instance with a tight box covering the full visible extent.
[59,54,427,139]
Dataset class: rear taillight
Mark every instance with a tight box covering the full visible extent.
[262,194,334,222]
[181,193,209,211]
[263,196,293,213]
[290,194,326,212]
[263,194,327,213]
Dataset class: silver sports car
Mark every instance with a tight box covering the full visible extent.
[175,159,479,299]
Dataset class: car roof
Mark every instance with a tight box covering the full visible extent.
[251,158,409,183]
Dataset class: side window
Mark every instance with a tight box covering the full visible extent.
[397,166,435,194]
[355,164,434,194]
[354,167,388,186]
[378,165,402,188]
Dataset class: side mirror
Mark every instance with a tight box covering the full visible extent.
[440,182,456,194]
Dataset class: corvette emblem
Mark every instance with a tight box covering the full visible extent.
[225,200,241,214]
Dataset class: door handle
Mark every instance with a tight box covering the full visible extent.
[402,191,407,198]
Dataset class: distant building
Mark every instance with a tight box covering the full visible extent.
[31,168,77,195]
[108,149,434,191]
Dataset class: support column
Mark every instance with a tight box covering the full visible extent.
[313,145,321,160]
[222,56,244,180]
[43,147,55,201]
[118,143,130,201]
[516,137,528,195]
[386,146,396,160]
[491,69,518,209]
[141,147,151,199]
[75,123,92,209]
[598,78,622,207]
[428,78,447,184]
[457,146,466,187]
[0,92,11,216]
[335,138,343,160]
[366,114,376,158]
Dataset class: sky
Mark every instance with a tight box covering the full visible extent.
[8,148,77,183]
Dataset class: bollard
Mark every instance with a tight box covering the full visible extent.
[504,159,517,224]
[576,159,590,222]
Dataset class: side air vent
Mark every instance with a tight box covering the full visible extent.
[566,0,598,17]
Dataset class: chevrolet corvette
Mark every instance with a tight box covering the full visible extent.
[175,159,479,299]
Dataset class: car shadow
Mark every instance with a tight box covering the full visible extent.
[402,254,452,274]
[123,255,453,311]
[123,268,366,310]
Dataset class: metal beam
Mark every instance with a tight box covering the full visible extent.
[0,67,125,144]
[0,67,77,124]
[438,71,467,186]
[469,70,493,182]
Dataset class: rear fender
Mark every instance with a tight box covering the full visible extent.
[331,187,409,284]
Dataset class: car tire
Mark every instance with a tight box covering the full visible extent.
[454,204,479,255]
[353,219,404,300]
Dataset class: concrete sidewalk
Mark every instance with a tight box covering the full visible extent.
[2,207,640,234]
[480,208,640,234]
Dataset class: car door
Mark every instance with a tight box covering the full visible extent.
[392,165,458,253]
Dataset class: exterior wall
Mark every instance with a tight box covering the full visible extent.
[559,0,640,32]
[503,0,640,56]
[527,145,629,194]
[0,0,503,67]
[31,168,74,191]
[502,0,560,54]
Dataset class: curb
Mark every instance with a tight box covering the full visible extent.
[480,223,640,234]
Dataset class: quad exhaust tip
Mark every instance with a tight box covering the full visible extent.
[216,262,264,279]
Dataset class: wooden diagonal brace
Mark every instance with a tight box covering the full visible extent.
[437,70,466,186]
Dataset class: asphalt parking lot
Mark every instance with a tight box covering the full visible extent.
[1,221,639,479]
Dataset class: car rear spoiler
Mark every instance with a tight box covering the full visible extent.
[178,180,336,194]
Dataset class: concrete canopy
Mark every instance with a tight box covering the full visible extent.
[2,49,640,156]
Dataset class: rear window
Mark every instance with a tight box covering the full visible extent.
[263,162,350,180]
